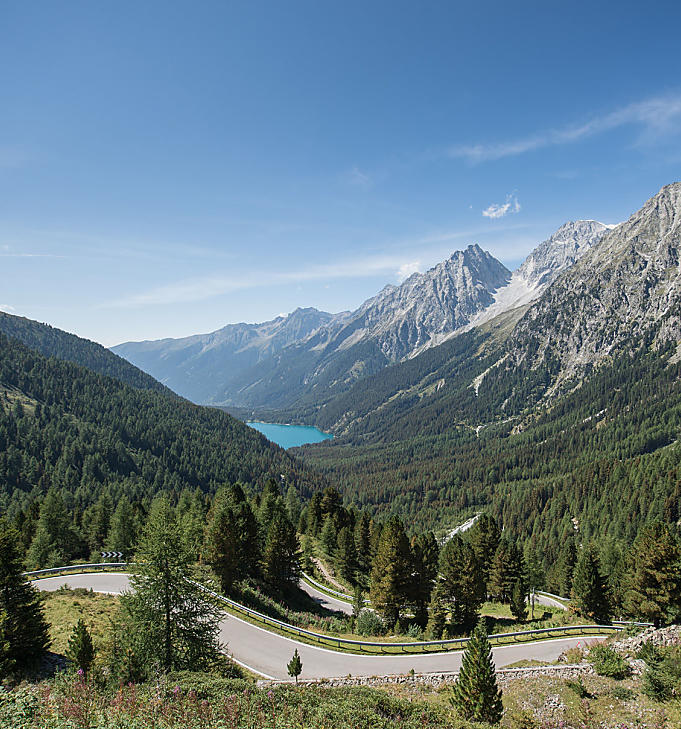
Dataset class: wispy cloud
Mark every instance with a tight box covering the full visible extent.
[396,261,421,282]
[106,254,430,308]
[482,194,521,219]
[347,166,372,188]
[449,92,681,163]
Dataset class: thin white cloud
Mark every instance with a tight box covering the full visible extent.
[105,254,430,308]
[0,304,16,313]
[482,194,521,219]
[347,166,372,188]
[449,92,681,163]
[396,261,421,282]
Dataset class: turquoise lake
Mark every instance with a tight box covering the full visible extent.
[246,422,334,449]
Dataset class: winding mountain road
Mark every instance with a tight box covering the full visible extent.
[34,572,602,680]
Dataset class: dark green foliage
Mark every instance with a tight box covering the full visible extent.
[565,677,593,699]
[469,514,501,584]
[510,578,527,622]
[66,619,95,675]
[439,535,485,629]
[25,488,80,569]
[262,514,301,590]
[204,489,259,593]
[0,331,317,549]
[409,531,439,627]
[369,518,411,629]
[450,618,503,724]
[355,609,384,637]
[641,646,681,701]
[425,585,447,640]
[107,496,138,556]
[122,496,222,675]
[287,648,302,684]
[488,540,524,604]
[558,538,577,597]
[571,543,612,624]
[624,521,681,626]
[0,311,171,394]
[0,520,49,677]
[588,644,629,679]
[335,526,357,581]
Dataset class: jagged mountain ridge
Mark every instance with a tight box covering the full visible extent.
[507,182,681,391]
[113,220,611,409]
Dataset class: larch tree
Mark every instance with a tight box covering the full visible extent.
[440,535,485,629]
[122,496,222,675]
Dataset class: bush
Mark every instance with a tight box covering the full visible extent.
[588,643,629,679]
[641,646,681,702]
[356,610,384,637]
[610,685,635,701]
[565,677,593,698]
[406,624,424,640]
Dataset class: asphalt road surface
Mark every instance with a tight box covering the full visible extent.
[34,572,602,680]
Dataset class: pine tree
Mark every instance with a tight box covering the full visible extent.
[571,542,612,624]
[285,485,302,527]
[204,491,259,592]
[320,516,337,557]
[107,496,138,557]
[488,540,524,603]
[440,535,485,628]
[425,584,447,640]
[67,618,95,675]
[0,520,50,677]
[369,518,411,629]
[26,488,78,569]
[287,648,302,684]
[510,578,527,622]
[624,521,681,626]
[336,526,357,581]
[559,538,577,597]
[262,514,301,590]
[410,532,439,628]
[354,513,372,574]
[123,496,222,674]
[450,618,503,724]
[469,514,501,585]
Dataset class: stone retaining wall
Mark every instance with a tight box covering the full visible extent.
[258,663,594,688]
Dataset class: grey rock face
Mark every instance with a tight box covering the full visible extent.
[512,182,681,385]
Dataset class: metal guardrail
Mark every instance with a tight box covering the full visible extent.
[537,590,571,602]
[301,573,371,604]
[28,563,628,654]
[24,563,128,578]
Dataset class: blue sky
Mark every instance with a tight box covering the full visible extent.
[1,1,681,346]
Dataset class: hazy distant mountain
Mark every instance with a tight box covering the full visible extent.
[113,307,344,404]
[113,245,513,407]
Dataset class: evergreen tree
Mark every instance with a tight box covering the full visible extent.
[320,515,337,557]
[285,484,302,527]
[67,618,95,675]
[488,540,524,603]
[204,491,259,592]
[262,514,301,590]
[410,532,439,627]
[107,496,138,557]
[352,585,364,630]
[123,496,222,674]
[287,648,302,684]
[624,521,681,626]
[0,520,50,677]
[354,512,372,573]
[369,518,411,629]
[571,542,612,624]
[85,491,113,552]
[336,526,357,581]
[440,535,485,628]
[469,513,501,586]
[450,618,503,724]
[26,488,78,569]
[180,490,206,562]
[558,537,577,597]
[425,584,447,640]
[510,578,527,622]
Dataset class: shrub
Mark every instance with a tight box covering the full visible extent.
[641,646,681,702]
[356,610,384,637]
[588,643,629,679]
[565,677,593,698]
[406,623,424,640]
[610,685,635,701]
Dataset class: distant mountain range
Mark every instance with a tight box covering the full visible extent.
[112,219,612,409]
